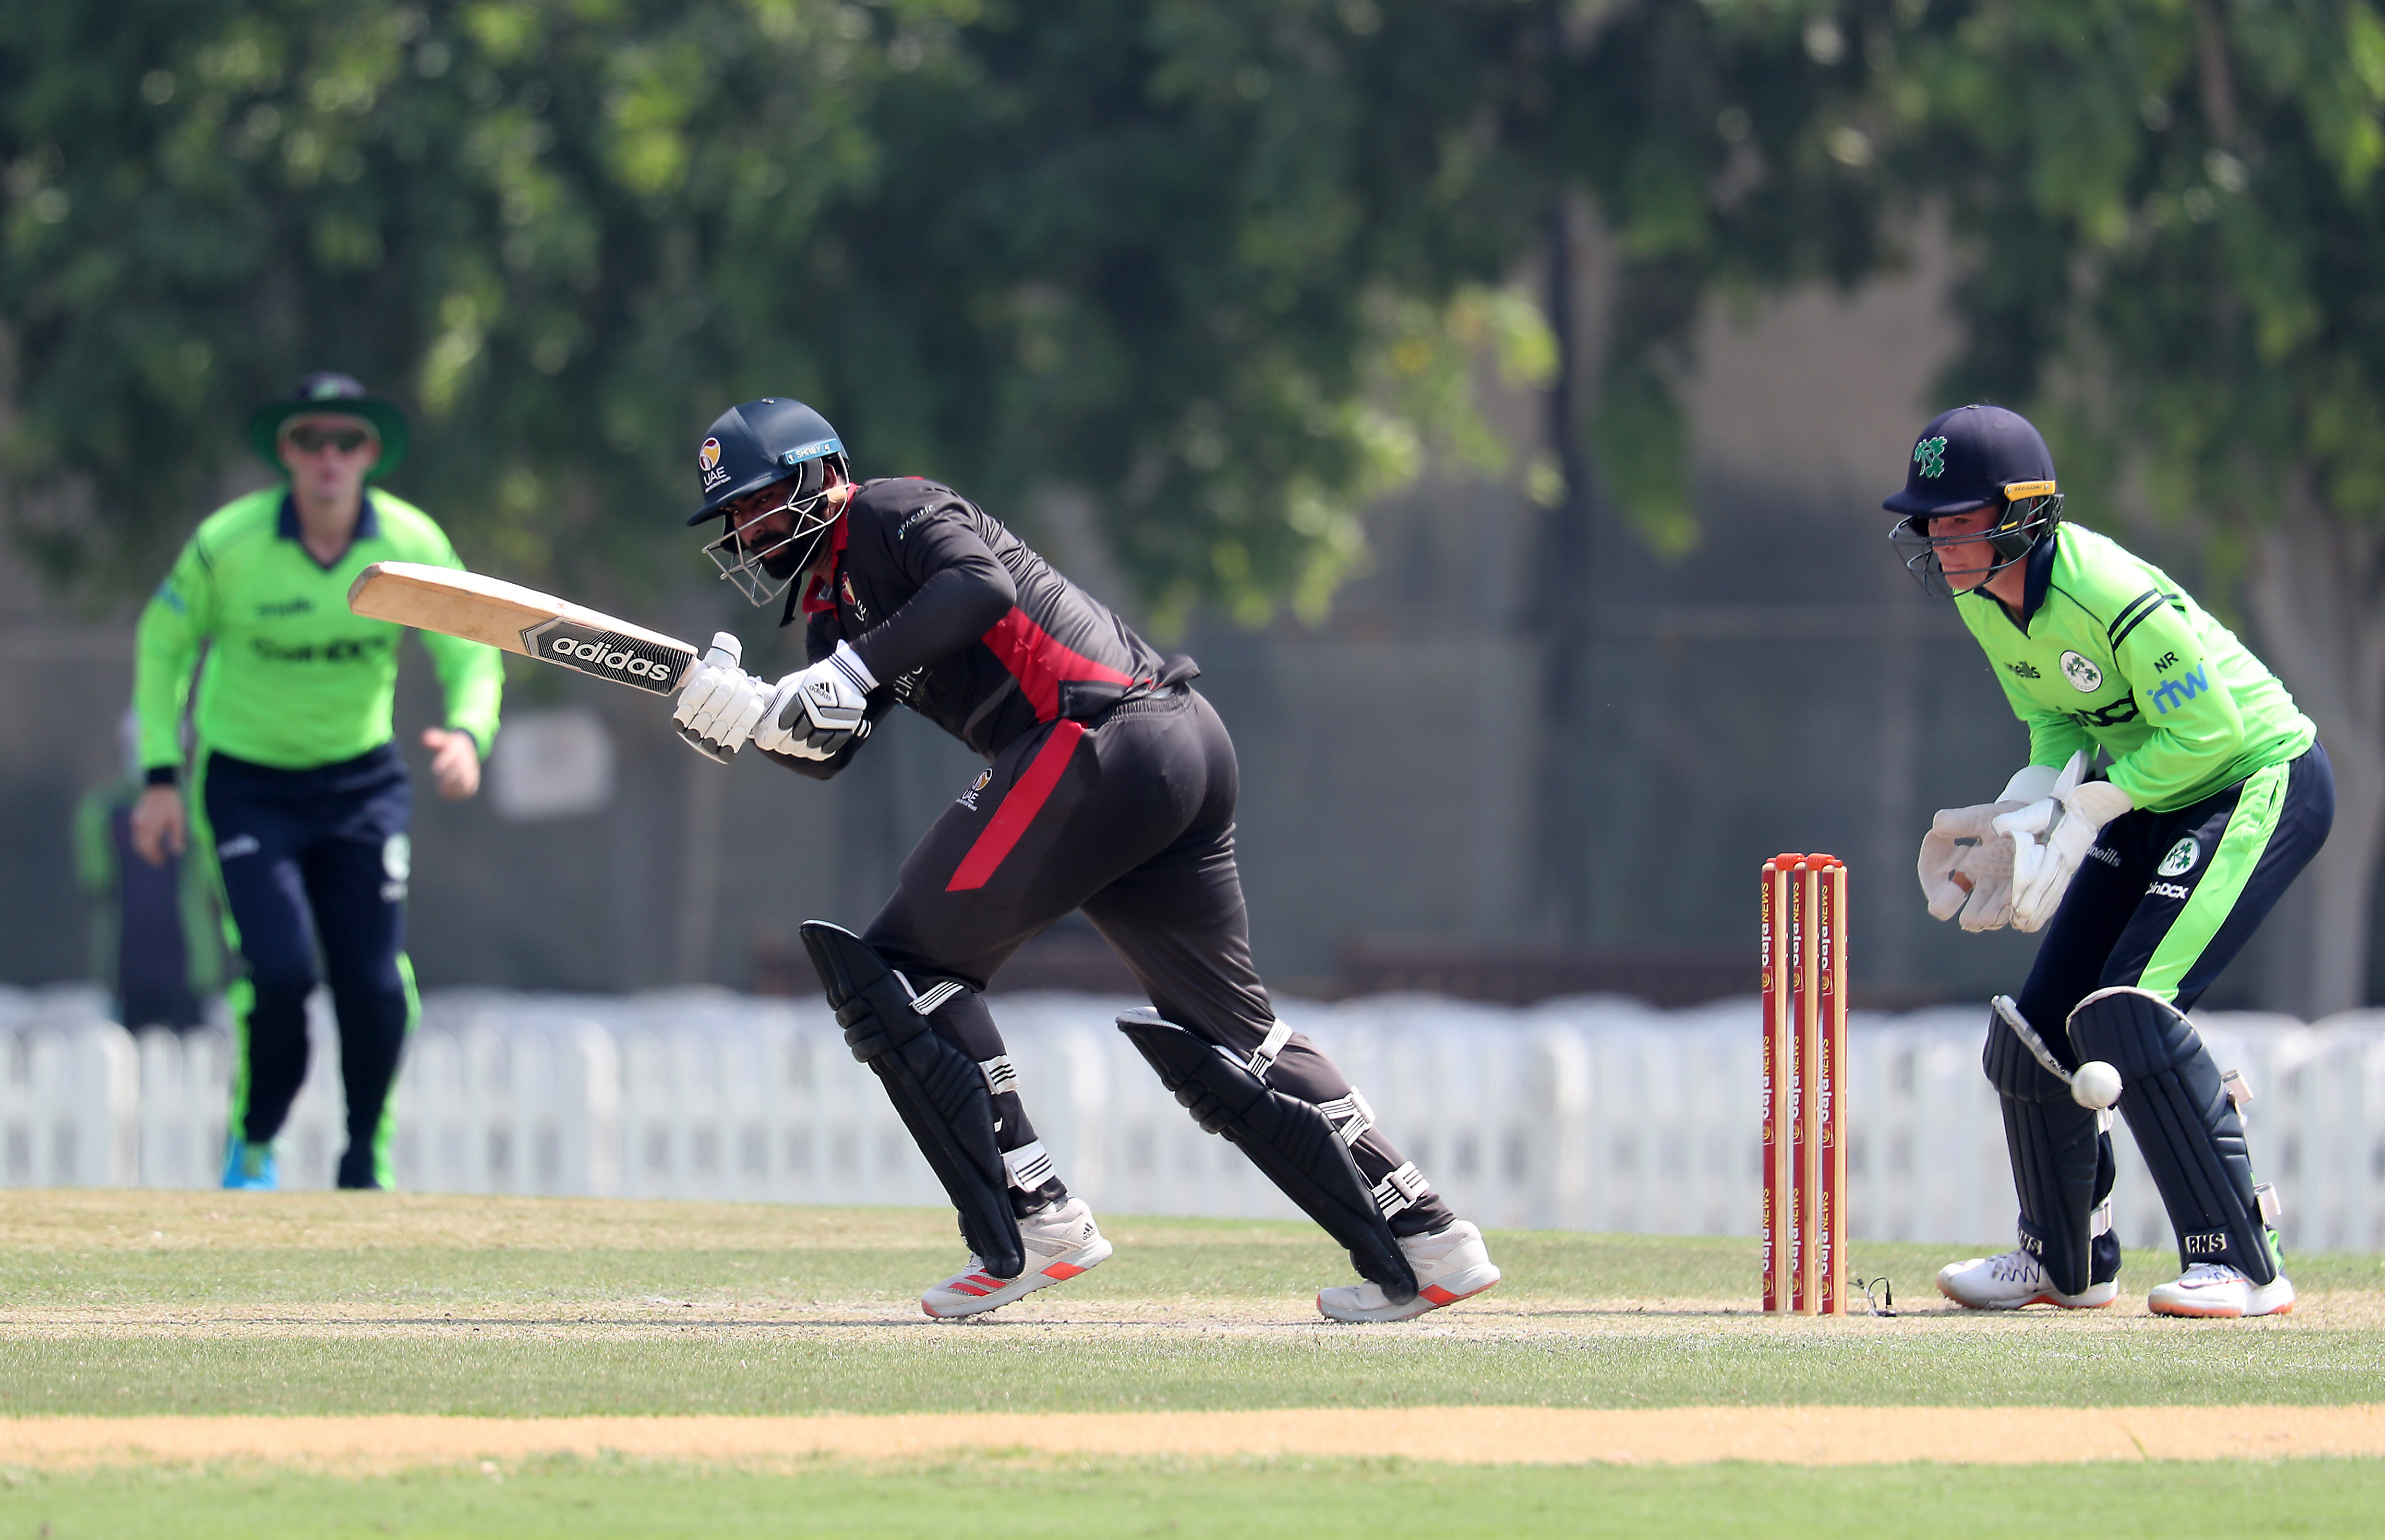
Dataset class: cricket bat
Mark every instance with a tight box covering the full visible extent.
[347,561,702,695]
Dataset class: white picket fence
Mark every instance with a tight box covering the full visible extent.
[4,983,2383,1252]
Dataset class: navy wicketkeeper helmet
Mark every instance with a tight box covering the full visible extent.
[1885,404,2063,598]
[686,398,850,616]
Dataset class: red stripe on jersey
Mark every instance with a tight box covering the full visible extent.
[946,721,1086,892]
[800,510,853,615]
[978,607,1133,722]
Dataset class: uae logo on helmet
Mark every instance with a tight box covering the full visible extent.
[698,436,729,490]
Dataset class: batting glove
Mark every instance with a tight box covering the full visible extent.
[673,633,769,761]
[756,640,877,760]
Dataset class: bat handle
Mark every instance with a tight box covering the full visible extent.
[678,725,733,764]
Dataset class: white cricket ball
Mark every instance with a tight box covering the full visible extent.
[2071,1060,2123,1111]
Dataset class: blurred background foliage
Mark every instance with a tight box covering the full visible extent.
[5,0,2385,1005]
[0,0,1923,625]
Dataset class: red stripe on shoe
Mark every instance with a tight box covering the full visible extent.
[1041,1261,1086,1280]
[979,608,1134,723]
[946,721,1085,892]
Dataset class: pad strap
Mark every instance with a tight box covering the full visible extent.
[1317,1090,1376,1147]
[1002,1139,1056,1191]
[1372,1161,1430,1219]
[979,1054,1020,1098]
[1246,1020,1294,1080]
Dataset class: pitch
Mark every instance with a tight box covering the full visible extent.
[3,1193,2382,1535]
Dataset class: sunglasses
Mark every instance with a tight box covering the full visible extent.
[283,424,376,454]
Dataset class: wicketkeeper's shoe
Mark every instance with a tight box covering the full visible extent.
[920,1196,1113,1319]
[1935,1248,2117,1309]
[1316,1219,1501,1323]
[221,1137,278,1192]
[2147,1262,2295,1319]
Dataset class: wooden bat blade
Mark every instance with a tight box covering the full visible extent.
[347,561,699,695]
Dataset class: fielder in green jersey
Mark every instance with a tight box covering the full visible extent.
[1889,404,2330,1322]
[130,372,503,1192]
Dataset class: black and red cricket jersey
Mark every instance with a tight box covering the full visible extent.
[793,478,1173,767]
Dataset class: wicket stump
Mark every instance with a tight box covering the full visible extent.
[1762,852,1847,1315]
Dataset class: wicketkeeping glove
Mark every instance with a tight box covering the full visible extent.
[1996,765,2133,932]
[1919,801,2017,921]
[672,632,768,761]
[755,640,877,761]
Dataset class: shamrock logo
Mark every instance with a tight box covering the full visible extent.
[1913,436,1948,478]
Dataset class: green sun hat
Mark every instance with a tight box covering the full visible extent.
[247,372,412,482]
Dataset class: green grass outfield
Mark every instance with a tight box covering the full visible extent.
[5,1192,2383,1537]
[7,1457,2385,1539]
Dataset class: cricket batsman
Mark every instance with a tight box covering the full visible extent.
[669,397,1501,1321]
[1893,404,2330,1318]
[131,374,503,1190]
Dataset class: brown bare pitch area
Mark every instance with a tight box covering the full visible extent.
[4,1407,2382,1470]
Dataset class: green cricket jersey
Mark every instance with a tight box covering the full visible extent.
[135,487,503,773]
[1957,523,2313,812]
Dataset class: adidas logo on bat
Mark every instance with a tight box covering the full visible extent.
[525,620,686,694]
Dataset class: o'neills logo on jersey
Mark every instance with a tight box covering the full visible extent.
[699,437,730,491]
[521,619,690,695]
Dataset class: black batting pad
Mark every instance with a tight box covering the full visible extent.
[2067,986,2277,1284]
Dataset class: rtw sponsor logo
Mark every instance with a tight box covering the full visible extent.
[2150,664,2210,715]
[2183,1231,2232,1256]
[523,619,689,695]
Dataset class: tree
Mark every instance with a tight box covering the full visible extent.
[0,0,1546,630]
[1896,0,2385,1012]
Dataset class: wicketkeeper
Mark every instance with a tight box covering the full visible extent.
[1893,405,2330,1318]
[132,374,502,1190]
[670,397,1501,1321]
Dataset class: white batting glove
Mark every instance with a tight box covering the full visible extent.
[755,640,877,761]
[1998,768,2133,932]
[672,633,769,761]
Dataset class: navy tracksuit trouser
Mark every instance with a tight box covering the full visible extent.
[203,742,415,1188]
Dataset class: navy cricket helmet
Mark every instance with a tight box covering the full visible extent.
[1885,404,2063,598]
[686,398,850,617]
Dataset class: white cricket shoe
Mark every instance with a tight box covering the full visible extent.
[919,1197,1113,1319]
[2147,1262,2295,1319]
[1936,1248,2118,1310]
[1316,1219,1501,1323]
